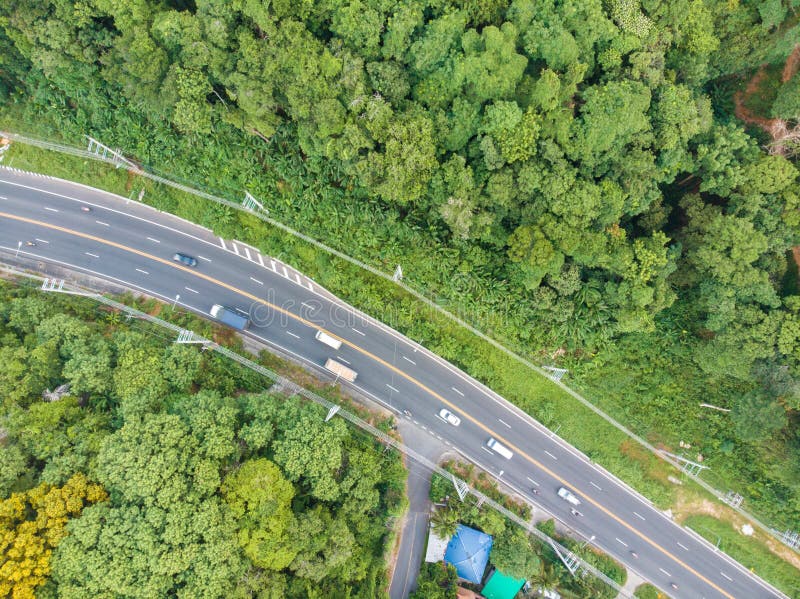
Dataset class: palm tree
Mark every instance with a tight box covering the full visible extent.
[430,504,459,539]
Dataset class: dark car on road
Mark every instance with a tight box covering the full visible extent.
[173,252,198,267]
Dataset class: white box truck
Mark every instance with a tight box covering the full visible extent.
[486,437,513,459]
[324,358,357,382]
[315,329,342,349]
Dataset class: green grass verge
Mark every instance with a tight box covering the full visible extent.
[684,515,800,598]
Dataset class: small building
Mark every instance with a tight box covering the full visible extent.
[425,527,450,563]
[444,524,493,584]
[482,569,525,599]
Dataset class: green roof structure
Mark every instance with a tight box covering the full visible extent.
[481,569,525,599]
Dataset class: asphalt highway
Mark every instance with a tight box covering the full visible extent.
[0,168,789,599]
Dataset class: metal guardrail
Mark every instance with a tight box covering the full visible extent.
[0,129,796,557]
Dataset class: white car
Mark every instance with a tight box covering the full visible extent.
[557,486,581,506]
[438,408,461,426]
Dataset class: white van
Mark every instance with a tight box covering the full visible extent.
[315,329,342,350]
[486,437,513,459]
[557,486,581,506]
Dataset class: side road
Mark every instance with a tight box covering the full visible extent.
[389,421,449,599]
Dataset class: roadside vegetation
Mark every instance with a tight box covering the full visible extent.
[684,515,800,597]
[427,460,626,598]
[1,0,800,588]
[0,280,406,597]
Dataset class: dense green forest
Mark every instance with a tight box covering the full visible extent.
[0,282,405,597]
[1,0,800,542]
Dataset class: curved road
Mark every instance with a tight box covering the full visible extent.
[0,168,789,599]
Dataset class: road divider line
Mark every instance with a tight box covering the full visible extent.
[146,236,160,243]
[184,287,199,294]
[250,276,263,285]
[286,331,300,339]
[387,384,399,393]
[498,418,511,429]
[135,268,149,275]
[452,387,464,397]
[402,356,416,365]
[544,450,558,460]
[0,210,739,599]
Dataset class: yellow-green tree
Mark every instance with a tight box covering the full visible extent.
[0,473,106,598]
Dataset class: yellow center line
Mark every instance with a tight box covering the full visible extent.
[2,212,735,598]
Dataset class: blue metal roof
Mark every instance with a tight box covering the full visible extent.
[443,524,493,584]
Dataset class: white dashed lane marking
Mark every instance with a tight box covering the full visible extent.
[659,568,671,577]
[402,356,416,365]
[95,220,109,226]
[352,327,365,336]
[44,207,59,212]
[615,538,628,547]
[198,255,211,262]
[387,384,399,393]
[720,572,733,582]
[250,277,263,285]
[452,387,464,397]
[286,331,300,339]
[677,542,689,551]
[633,511,646,521]
[35,238,49,244]
[336,356,351,365]
[544,450,558,460]
[135,268,149,275]
[590,481,602,490]
[84,252,99,258]
[498,419,511,428]
[184,287,199,294]
[147,237,160,243]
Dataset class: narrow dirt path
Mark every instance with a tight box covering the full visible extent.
[733,44,800,137]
